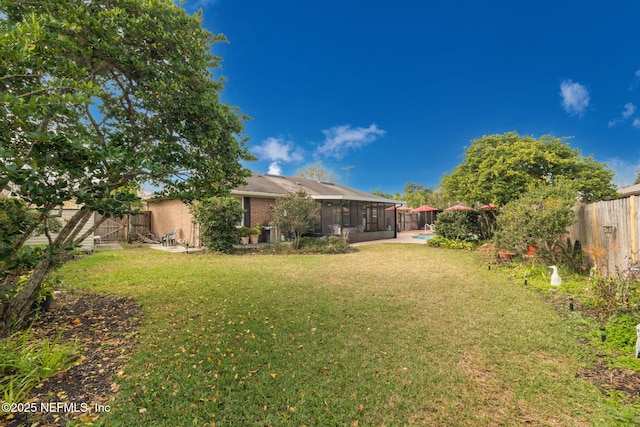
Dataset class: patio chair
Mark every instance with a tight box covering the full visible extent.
[162,227,179,247]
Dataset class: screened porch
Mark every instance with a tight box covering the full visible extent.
[316,200,398,243]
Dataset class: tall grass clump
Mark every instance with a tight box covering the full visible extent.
[0,330,78,403]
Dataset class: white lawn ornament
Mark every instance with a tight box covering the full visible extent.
[636,324,640,358]
[549,266,562,286]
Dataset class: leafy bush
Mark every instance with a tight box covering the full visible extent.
[0,197,33,260]
[557,236,592,273]
[427,236,477,250]
[8,246,46,271]
[434,210,481,240]
[589,267,640,327]
[494,179,578,263]
[190,197,244,254]
[298,236,326,249]
[264,236,350,254]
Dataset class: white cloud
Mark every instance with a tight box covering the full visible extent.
[560,80,590,116]
[317,124,386,159]
[623,102,636,119]
[634,118,640,129]
[608,103,637,127]
[606,157,640,188]
[181,0,218,11]
[267,162,283,175]
[252,136,304,163]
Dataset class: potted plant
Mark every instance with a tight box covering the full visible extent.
[36,277,58,312]
[249,226,261,244]
[239,226,251,245]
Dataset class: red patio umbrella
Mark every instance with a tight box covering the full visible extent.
[411,205,439,212]
[385,205,412,211]
[411,205,439,231]
[480,203,497,210]
[445,204,473,211]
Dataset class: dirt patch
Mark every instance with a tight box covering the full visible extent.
[2,291,142,427]
[577,360,640,401]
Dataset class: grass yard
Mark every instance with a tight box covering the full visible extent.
[56,244,636,426]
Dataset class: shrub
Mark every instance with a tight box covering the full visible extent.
[298,236,326,249]
[494,178,578,263]
[589,267,640,327]
[557,236,592,273]
[427,236,477,250]
[190,197,244,254]
[434,210,481,240]
[264,236,350,254]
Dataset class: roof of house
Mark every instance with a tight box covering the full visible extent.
[232,173,400,204]
[620,183,640,198]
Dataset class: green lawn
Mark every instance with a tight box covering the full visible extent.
[57,244,636,426]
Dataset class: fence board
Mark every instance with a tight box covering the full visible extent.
[94,212,152,243]
[568,195,640,276]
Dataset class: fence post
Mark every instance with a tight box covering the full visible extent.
[592,203,601,272]
[631,196,637,265]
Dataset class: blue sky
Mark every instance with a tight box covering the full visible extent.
[179,0,640,195]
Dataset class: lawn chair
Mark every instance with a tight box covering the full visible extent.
[162,227,179,247]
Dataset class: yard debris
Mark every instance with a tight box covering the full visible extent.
[134,232,160,244]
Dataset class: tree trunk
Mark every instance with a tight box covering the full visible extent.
[0,257,54,337]
[0,208,97,337]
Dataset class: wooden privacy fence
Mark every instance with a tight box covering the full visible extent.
[567,195,640,276]
[94,212,151,242]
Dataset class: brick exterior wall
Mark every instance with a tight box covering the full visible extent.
[146,197,276,246]
[249,197,275,227]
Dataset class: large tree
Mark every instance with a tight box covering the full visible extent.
[0,0,253,334]
[441,132,617,206]
[296,162,336,183]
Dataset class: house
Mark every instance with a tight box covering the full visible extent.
[24,200,96,251]
[146,172,404,244]
[620,183,640,198]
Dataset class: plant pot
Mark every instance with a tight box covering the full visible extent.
[249,234,259,244]
[498,251,515,260]
[240,236,249,245]
[40,295,53,313]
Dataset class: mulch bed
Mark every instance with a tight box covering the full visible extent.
[2,285,640,426]
[2,291,142,427]
[542,293,640,404]
[578,360,640,401]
